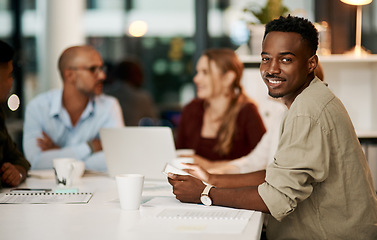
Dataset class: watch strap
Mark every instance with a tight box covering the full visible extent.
[201,184,214,196]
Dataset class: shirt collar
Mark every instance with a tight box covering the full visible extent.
[81,97,96,120]
[49,89,63,118]
[310,76,328,87]
[49,89,97,120]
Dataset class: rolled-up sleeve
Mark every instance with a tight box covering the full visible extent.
[258,115,331,221]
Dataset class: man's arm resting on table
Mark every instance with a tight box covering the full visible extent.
[14,165,27,182]
[211,186,270,213]
[26,131,102,169]
[168,174,270,213]
[37,131,59,151]
[87,138,102,153]
[38,131,102,153]
[208,170,266,188]
[0,163,27,187]
[27,143,92,169]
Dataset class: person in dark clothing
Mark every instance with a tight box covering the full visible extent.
[0,40,30,187]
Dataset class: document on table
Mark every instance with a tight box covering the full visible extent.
[134,197,256,234]
[157,207,253,220]
[0,192,93,204]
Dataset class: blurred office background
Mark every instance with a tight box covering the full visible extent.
[1,0,377,137]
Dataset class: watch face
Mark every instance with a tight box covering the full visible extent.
[200,195,212,206]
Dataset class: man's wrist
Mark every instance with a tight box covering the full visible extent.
[207,174,216,186]
[15,165,26,182]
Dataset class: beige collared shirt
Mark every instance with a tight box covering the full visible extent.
[258,78,377,239]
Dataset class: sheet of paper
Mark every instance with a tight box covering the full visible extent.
[133,216,251,234]
[133,197,255,234]
[157,208,253,220]
[143,196,248,211]
[0,192,93,204]
[162,163,191,176]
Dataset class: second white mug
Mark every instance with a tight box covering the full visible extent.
[53,158,84,187]
[116,174,144,210]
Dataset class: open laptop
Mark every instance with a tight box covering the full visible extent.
[100,127,176,181]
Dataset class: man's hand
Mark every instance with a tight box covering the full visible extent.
[167,173,206,203]
[89,138,102,152]
[0,163,24,187]
[37,131,59,151]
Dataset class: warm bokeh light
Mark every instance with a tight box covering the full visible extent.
[7,94,20,111]
[128,20,148,37]
[340,0,372,5]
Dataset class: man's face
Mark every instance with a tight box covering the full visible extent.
[0,61,13,103]
[70,50,106,97]
[260,31,314,106]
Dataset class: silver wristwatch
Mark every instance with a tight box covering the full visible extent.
[200,184,214,206]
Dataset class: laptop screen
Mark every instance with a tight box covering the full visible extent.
[100,127,176,181]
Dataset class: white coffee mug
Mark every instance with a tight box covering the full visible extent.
[116,174,144,210]
[53,158,84,186]
[71,161,85,184]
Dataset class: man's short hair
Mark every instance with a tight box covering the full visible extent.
[264,15,319,55]
[0,40,14,63]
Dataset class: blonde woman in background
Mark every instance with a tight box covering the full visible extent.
[175,48,266,162]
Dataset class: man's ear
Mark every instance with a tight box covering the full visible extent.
[308,55,318,75]
[62,69,74,83]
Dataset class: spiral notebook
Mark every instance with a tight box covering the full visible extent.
[0,192,93,204]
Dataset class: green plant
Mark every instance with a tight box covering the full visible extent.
[243,0,289,25]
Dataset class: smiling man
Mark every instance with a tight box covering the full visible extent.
[168,16,377,239]
[0,40,30,187]
[23,46,124,171]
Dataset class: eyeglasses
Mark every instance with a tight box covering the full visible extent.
[69,65,107,75]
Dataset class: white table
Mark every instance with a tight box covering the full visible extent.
[0,172,264,240]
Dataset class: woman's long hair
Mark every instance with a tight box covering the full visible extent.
[203,48,250,156]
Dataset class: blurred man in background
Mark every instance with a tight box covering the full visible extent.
[23,45,124,172]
